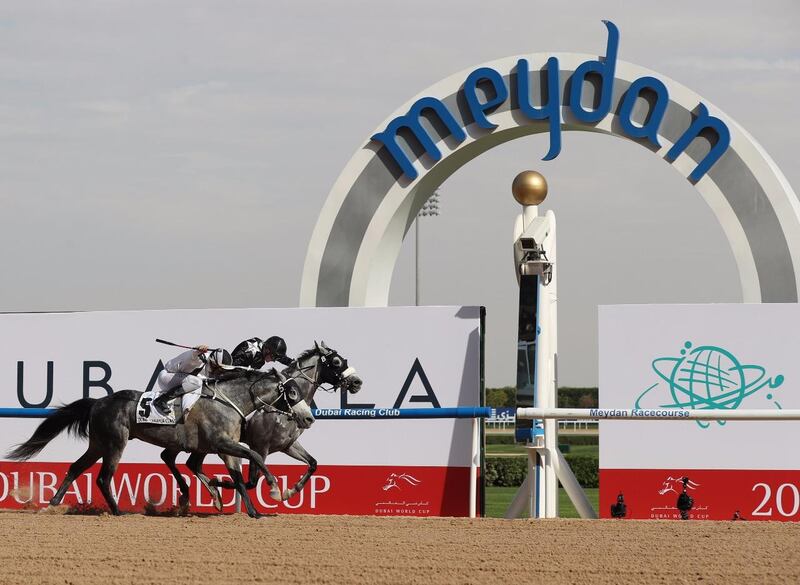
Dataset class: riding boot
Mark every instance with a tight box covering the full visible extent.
[153,388,183,414]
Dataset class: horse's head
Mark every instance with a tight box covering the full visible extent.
[302,341,362,394]
[248,372,315,429]
[279,378,315,429]
[293,341,361,396]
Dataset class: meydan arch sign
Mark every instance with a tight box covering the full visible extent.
[301,20,800,307]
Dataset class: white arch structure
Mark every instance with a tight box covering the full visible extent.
[300,50,800,307]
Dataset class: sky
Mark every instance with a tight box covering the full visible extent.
[0,1,798,387]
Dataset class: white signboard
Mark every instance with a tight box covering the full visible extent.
[0,306,482,515]
[599,304,800,521]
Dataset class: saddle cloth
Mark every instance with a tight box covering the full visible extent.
[135,389,203,425]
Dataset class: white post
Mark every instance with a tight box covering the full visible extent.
[540,210,558,518]
[520,447,541,518]
[469,417,478,518]
[504,470,533,519]
[517,208,558,518]
[533,272,550,517]
[553,449,597,518]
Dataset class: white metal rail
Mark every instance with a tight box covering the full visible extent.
[517,407,800,421]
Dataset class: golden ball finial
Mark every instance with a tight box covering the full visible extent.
[512,171,548,206]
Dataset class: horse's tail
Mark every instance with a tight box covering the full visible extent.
[6,398,95,461]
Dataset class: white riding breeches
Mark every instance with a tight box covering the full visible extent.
[156,371,203,396]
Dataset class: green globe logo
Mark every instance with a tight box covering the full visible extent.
[634,341,784,428]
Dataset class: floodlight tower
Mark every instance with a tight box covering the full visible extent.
[416,191,440,306]
[506,171,595,519]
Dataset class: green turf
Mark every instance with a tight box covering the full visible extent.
[485,444,598,458]
[484,486,600,518]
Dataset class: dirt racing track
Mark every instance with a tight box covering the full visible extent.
[1,511,798,585]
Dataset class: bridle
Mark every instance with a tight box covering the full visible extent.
[207,373,300,421]
[248,377,300,419]
[208,347,356,421]
[287,349,355,395]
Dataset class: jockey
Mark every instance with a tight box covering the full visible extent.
[153,344,214,413]
[231,335,292,369]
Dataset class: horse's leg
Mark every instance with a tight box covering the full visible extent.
[213,456,261,490]
[215,441,281,503]
[160,449,190,511]
[211,455,263,490]
[209,447,260,491]
[96,453,124,515]
[243,458,263,490]
[208,458,238,490]
[279,442,317,501]
[185,452,223,512]
[50,445,102,507]
[220,454,261,518]
[95,433,128,516]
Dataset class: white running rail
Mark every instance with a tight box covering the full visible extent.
[517,408,800,421]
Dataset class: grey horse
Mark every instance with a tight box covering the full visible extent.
[188,341,362,504]
[6,369,314,518]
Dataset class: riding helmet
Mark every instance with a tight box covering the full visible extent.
[263,336,288,358]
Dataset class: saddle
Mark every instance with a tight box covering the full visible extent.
[136,384,219,425]
[136,390,179,425]
[137,367,284,425]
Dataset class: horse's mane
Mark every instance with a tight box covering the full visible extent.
[211,345,322,381]
[294,345,321,363]
[212,367,279,383]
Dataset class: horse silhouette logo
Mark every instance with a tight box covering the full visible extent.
[658,476,700,495]
[382,473,421,491]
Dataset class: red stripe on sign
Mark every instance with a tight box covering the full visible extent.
[0,461,476,517]
[601,469,800,521]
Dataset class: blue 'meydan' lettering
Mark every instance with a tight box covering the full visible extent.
[665,103,731,182]
[370,96,467,180]
[568,20,620,123]
[618,76,669,147]
[463,67,509,130]
[517,56,562,160]
[369,20,730,183]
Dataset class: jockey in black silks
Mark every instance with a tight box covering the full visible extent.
[153,336,291,413]
[231,335,292,369]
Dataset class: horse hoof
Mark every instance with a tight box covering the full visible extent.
[212,493,223,512]
[270,489,282,502]
[281,489,295,501]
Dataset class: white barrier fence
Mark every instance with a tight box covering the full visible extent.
[516,408,800,421]
[510,407,800,520]
[486,414,598,432]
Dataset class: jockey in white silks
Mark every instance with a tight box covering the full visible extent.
[153,344,210,413]
[152,338,288,414]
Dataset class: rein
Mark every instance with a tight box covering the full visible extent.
[249,379,295,418]
[205,348,353,420]
[285,354,342,395]
[210,384,246,419]
[207,375,294,421]
[288,362,327,392]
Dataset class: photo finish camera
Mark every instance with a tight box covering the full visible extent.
[514,217,553,284]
